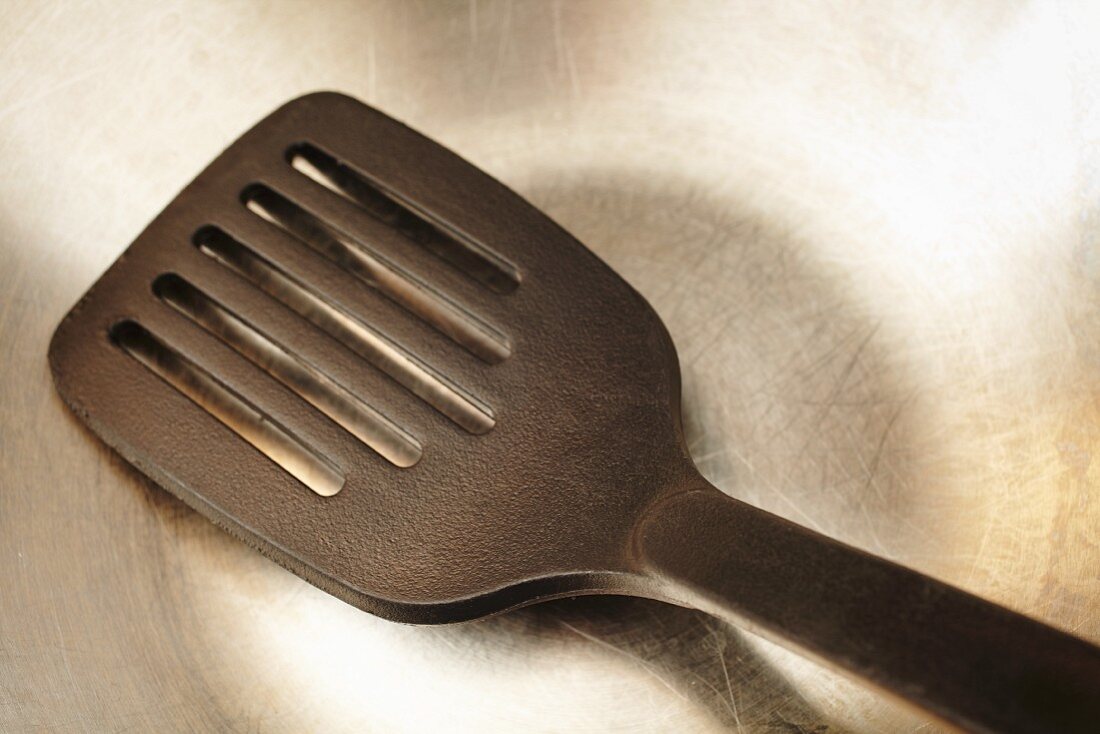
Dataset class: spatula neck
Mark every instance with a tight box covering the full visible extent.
[635,486,1100,734]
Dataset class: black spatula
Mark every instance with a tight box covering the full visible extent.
[49,92,1100,733]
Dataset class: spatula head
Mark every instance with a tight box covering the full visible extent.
[49,92,693,622]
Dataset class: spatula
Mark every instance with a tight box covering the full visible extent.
[49,92,1100,733]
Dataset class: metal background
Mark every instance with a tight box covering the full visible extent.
[3,1,1100,731]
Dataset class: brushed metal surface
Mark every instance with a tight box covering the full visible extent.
[3,1,1100,731]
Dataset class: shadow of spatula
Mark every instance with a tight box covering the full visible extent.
[49,93,1100,733]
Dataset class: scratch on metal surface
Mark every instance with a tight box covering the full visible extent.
[963,510,1001,587]
[706,621,745,732]
[486,0,514,100]
[763,320,856,394]
[773,712,830,734]
[766,484,827,533]
[426,626,464,654]
[854,400,907,506]
[367,41,377,101]
[759,329,867,445]
[857,501,890,557]
[811,325,880,431]
[50,609,80,712]
[0,64,105,126]
[558,621,688,703]
[693,444,758,476]
[551,0,581,101]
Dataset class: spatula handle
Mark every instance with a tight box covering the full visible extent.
[637,488,1100,734]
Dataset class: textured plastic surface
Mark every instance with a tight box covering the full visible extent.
[48,92,691,621]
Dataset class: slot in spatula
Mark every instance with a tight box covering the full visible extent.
[49,92,1100,733]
